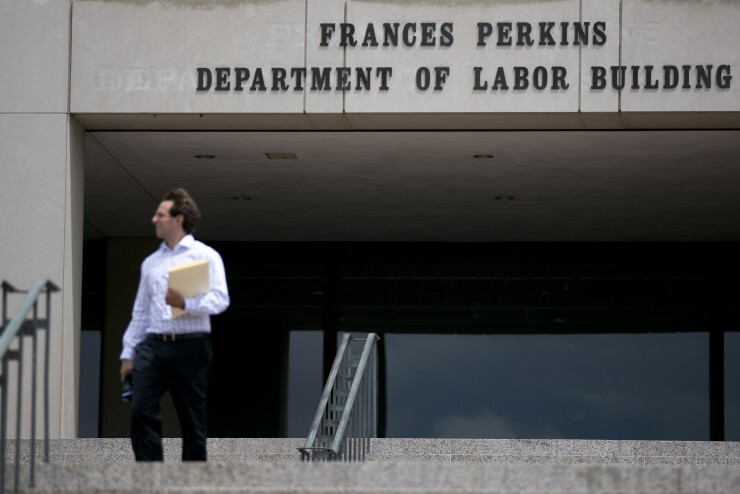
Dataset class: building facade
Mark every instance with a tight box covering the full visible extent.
[1,0,739,440]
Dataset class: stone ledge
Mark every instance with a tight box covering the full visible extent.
[5,438,740,467]
[5,462,740,493]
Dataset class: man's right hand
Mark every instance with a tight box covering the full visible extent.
[120,360,133,383]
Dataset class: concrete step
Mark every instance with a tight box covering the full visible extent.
[6,461,740,493]
[6,438,740,466]
[5,439,740,493]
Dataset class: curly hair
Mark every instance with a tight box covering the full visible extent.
[163,188,202,234]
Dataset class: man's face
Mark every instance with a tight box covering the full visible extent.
[152,200,181,240]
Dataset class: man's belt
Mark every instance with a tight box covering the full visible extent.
[147,332,208,342]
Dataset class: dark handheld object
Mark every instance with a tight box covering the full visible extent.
[121,374,133,402]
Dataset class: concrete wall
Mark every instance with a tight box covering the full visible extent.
[69,0,739,130]
[0,0,83,438]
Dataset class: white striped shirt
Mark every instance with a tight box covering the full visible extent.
[120,234,229,360]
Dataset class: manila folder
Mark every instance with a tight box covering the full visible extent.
[168,258,209,318]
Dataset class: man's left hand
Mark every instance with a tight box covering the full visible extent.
[166,288,185,309]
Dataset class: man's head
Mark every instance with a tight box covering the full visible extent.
[163,188,201,234]
[152,188,201,245]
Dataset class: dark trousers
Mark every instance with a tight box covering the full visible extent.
[131,335,212,461]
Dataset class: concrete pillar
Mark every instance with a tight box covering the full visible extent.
[0,0,83,438]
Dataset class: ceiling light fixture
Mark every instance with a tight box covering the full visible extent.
[231,195,252,201]
[473,154,494,159]
[265,152,297,160]
[495,196,515,201]
[194,154,215,159]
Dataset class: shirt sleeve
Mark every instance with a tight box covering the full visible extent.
[182,248,230,316]
[120,263,152,360]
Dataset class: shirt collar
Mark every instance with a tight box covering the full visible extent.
[159,234,195,253]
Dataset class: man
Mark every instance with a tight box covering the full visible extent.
[119,188,229,461]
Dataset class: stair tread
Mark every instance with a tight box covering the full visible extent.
[7,461,740,494]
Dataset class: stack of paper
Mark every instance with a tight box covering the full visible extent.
[168,259,210,318]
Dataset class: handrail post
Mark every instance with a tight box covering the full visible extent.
[0,358,7,494]
[300,333,379,462]
[1,281,11,494]
[330,335,377,454]
[0,279,59,494]
[30,301,39,487]
[301,334,352,456]
[14,322,25,493]
[44,283,53,463]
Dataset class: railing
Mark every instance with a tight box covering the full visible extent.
[1,279,59,494]
[300,333,379,461]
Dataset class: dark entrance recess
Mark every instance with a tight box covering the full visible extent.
[207,319,287,438]
[206,241,739,440]
[204,245,322,438]
[85,241,740,440]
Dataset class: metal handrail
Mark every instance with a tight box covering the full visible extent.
[1,279,59,494]
[299,333,379,461]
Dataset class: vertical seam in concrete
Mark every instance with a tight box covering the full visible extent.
[343,1,348,114]
[61,0,76,438]
[67,1,74,114]
[618,0,623,113]
[617,0,625,129]
[577,0,587,129]
[62,114,71,438]
[303,0,308,115]
[578,0,582,113]
[341,1,354,130]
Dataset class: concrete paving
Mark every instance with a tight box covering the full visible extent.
[4,439,740,493]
